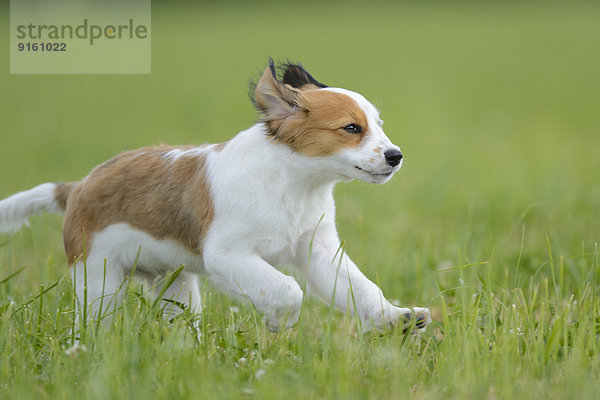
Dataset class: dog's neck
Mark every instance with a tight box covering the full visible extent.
[239,123,344,192]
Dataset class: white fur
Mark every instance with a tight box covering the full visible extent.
[0,86,431,333]
[162,145,212,162]
[0,183,61,233]
[70,224,202,322]
[202,118,428,331]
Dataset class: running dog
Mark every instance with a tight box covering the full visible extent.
[0,60,431,332]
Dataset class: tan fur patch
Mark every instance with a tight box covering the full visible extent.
[274,89,369,157]
[297,83,321,91]
[62,145,214,264]
[54,182,76,211]
[253,63,368,157]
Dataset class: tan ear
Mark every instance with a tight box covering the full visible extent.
[253,59,304,135]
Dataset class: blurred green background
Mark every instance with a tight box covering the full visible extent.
[2,2,600,399]
[1,0,599,317]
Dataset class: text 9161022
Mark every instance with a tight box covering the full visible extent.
[17,42,67,52]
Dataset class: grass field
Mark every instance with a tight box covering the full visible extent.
[1,1,600,399]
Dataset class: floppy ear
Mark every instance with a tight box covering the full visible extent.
[282,62,327,90]
[253,59,304,135]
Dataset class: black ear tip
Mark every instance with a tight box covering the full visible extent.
[282,61,302,74]
[283,60,296,68]
[267,57,277,77]
[281,60,327,89]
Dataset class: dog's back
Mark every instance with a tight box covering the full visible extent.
[61,145,214,264]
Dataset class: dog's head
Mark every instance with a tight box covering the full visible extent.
[251,59,403,184]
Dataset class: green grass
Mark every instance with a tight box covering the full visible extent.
[2,1,600,399]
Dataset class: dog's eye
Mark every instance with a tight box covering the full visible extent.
[343,124,363,134]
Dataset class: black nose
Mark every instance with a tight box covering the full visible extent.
[384,149,403,167]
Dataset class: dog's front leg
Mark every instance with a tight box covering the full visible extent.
[204,245,303,332]
[295,224,431,332]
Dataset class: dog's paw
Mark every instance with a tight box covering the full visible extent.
[397,307,431,333]
[264,315,285,333]
[362,306,432,333]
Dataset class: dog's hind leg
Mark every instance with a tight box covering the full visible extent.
[135,269,202,319]
[70,255,127,330]
[129,268,203,341]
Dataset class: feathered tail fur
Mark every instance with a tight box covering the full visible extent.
[0,182,75,233]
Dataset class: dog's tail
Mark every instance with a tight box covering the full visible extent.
[0,182,76,233]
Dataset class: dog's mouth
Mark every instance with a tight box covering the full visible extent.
[354,165,393,178]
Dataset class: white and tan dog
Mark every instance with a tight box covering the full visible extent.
[0,60,430,332]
